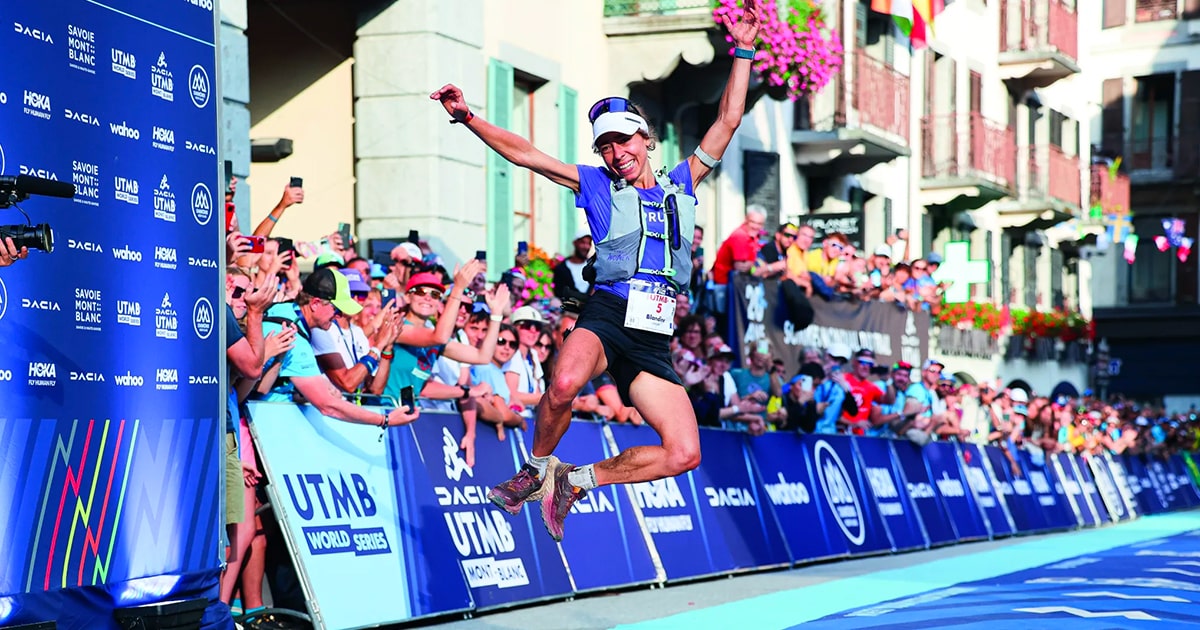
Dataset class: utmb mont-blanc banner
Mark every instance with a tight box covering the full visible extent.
[0,1,223,627]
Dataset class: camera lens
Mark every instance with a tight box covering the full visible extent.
[0,223,54,253]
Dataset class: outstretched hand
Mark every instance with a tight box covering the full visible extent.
[431,84,471,122]
[720,0,761,49]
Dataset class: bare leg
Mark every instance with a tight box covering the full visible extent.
[593,372,701,486]
[531,328,607,458]
[220,485,257,603]
[240,512,266,610]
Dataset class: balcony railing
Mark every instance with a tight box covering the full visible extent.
[1025,144,1080,206]
[796,51,910,143]
[1090,162,1130,215]
[1127,135,1175,172]
[1135,0,1177,22]
[1000,0,1078,62]
[922,113,1017,189]
[603,0,711,17]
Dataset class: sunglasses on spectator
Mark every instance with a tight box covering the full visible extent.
[535,341,552,349]
[913,264,928,271]
[588,97,634,123]
[392,258,420,269]
[829,242,845,251]
[857,358,875,366]
[352,291,369,301]
[497,338,519,349]
[316,298,341,314]
[517,321,541,330]
[407,287,443,300]
[230,285,250,299]
[782,231,798,239]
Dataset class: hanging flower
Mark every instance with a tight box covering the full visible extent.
[713,0,844,100]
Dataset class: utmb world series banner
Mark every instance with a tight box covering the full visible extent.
[0,0,223,626]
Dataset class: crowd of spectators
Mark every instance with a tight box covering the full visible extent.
[218,183,1197,616]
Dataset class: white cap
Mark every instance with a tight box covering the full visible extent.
[1008,388,1029,403]
[511,305,545,325]
[827,342,852,361]
[573,227,592,242]
[874,244,892,258]
[592,111,650,148]
[399,242,422,260]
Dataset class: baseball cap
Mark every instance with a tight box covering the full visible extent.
[369,262,388,279]
[573,227,592,242]
[511,305,545,325]
[398,242,422,260]
[338,268,370,294]
[592,110,650,148]
[708,344,736,361]
[893,360,914,371]
[405,271,446,293]
[923,358,945,371]
[827,342,852,361]
[854,348,876,364]
[314,252,345,269]
[302,268,362,316]
[1009,388,1030,404]
[873,244,892,258]
[1012,403,1029,416]
[927,252,944,265]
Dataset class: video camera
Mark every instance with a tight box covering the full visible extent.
[0,174,75,253]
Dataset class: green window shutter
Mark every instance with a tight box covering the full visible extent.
[558,84,579,250]
[487,59,515,271]
[855,0,868,48]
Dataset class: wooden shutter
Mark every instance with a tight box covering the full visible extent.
[558,84,578,251]
[1101,78,1125,158]
[856,0,868,48]
[1175,70,1200,180]
[1179,213,1199,304]
[970,71,982,113]
[487,59,514,270]
[1103,0,1126,28]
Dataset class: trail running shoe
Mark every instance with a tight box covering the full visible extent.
[540,460,587,542]
[488,456,558,515]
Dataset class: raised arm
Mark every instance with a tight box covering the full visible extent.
[432,84,580,193]
[688,0,760,188]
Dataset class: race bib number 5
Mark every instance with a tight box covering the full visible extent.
[624,280,676,335]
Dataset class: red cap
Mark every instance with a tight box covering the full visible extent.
[405,271,446,293]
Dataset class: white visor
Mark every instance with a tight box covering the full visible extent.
[592,111,649,147]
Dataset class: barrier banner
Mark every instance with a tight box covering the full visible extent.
[249,403,472,628]
[728,275,929,376]
[1144,456,1184,511]
[524,420,660,592]
[409,413,572,609]
[1086,454,1129,521]
[1052,453,1099,526]
[745,432,849,563]
[921,441,988,541]
[888,441,957,546]
[1014,449,1077,530]
[1183,452,1200,489]
[982,446,1047,533]
[1102,453,1141,519]
[606,423,714,581]
[0,0,222,625]
[852,438,926,551]
[1118,454,1166,514]
[958,443,1013,537]
[689,430,792,571]
[1074,454,1112,523]
[806,435,892,555]
[1167,455,1200,507]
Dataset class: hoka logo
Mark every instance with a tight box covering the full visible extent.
[29,362,56,378]
[865,467,899,499]
[632,477,686,509]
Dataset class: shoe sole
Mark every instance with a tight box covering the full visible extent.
[488,456,559,516]
[539,461,572,542]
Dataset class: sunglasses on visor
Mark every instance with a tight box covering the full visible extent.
[588,97,634,123]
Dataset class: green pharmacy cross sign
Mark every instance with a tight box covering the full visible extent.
[932,241,990,304]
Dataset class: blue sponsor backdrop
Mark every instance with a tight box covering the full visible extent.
[983,445,1047,533]
[922,441,989,540]
[1015,449,1077,530]
[853,438,925,551]
[0,0,220,626]
[889,440,957,546]
[960,443,1013,537]
[806,435,892,555]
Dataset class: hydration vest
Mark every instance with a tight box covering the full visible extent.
[591,167,696,293]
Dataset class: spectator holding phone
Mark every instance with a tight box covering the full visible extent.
[252,179,305,237]
[311,270,402,395]
[783,362,826,433]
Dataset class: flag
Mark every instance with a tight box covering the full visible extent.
[871,0,914,37]
[872,1,951,49]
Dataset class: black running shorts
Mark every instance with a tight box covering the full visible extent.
[573,289,683,404]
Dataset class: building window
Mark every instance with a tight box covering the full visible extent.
[1129,74,1175,171]
[1135,0,1178,22]
[1128,215,1176,303]
[511,78,537,248]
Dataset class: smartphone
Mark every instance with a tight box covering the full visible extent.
[224,160,234,195]
[517,241,529,255]
[799,375,814,394]
[695,246,705,259]
[475,250,487,261]
[276,237,295,268]
[407,230,420,244]
[381,289,397,308]
[289,176,303,188]
[225,201,236,233]
[337,222,352,247]
[244,235,265,254]
[399,385,416,412]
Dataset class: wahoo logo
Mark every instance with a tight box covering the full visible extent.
[111,48,136,79]
[184,140,216,155]
[186,0,215,11]
[705,486,757,507]
[28,361,56,386]
[109,121,140,140]
[112,245,142,262]
[632,477,687,510]
[155,368,178,390]
[151,126,174,151]
[907,481,936,500]
[14,22,53,43]
[114,176,139,205]
[22,298,61,311]
[571,490,615,514]
[117,299,141,326]
[191,183,212,225]
[935,471,966,497]
[68,239,102,253]
[70,371,104,382]
[154,246,177,269]
[20,165,58,180]
[23,90,51,119]
[442,427,473,481]
[189,375,217,385]
[64,108,100,126]
[151,52,174,101]
[763,472,811,505]
[814,440,866,546]
[113,372,143,387]
[188,257,216,269]
[188,64,210,108]
[192,297,214,339]
[0,370,10,382]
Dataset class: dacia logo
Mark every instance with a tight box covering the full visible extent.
[814,440,866,546]
[64,108,100,126]
[189,375,218,385]
[184,140,216,155]
[188,257,216,268]
[441,427,473,481]
[14,22,53,43]
[188,64,210,108]
[71,371,105,382]
[19,165,58,180]
[68,239,103,253]
[22,298,61,311]
[705,487,757,507]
